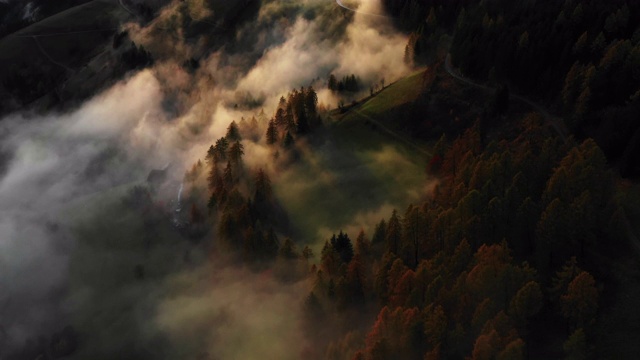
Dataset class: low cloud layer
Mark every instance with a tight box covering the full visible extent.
[0,0,421,358]
[0,70,164,352]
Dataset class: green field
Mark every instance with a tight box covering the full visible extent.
[329,69,432,164]
[270,71,436,249]
[339,69,426,128]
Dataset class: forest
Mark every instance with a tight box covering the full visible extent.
[172,1,639,358]
[0,0,639,359]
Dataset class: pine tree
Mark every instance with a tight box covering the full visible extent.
[331,231,354,264]
[266,119,278,145]
[226,121,241,141]
[321,241,341,277]
[304,86,318,115]
[328,74,337,91]
[283,131,294,149]
[385,210,402,254]
[254,168,272,203]
[228,140,244,165]
[279,238,298,260]
[296,109,310,135]
[205,145,216,164]
[274,108,286,129]
[223,161,234,186]
[214,137,229,161]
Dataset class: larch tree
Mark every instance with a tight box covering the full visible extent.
[563,328,587,360]
[561,271,599,329]
[509,281,543,326]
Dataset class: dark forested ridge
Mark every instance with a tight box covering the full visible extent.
[309,119,628,359]
[160,2,640,359]
[391,0,640,178]
[173,75,638,360]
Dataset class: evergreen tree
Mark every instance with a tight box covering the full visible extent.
[328,74,337,91]
[228,141,244,165]
[266,119,278,145]
[283,131,294,148]
[296,109,310,135]
[331,231,354,264]
[254,168,272,203]
[226,121,241,141]
[304,86,318,115]
[385,210,402,254]
[214,137,229,161]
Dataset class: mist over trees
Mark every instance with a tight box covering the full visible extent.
[328,74,361,93]
[2,0,640,359]
[298,116,625,359]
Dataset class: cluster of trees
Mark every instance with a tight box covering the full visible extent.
[2,61,59,105]
[265,87,319,148]
[119,42,153,71]
[181,111,308,264]
[380,0,471,32]
[328,74,361,93]
[446,0,640,176]
[387,0,640,177]
[303,116,624,359]
[200,122,284,261]
[112,31,129,49]
[181,86,324,262]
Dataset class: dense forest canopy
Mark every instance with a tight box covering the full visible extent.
[394,0,640,177]
[0,0,639,359]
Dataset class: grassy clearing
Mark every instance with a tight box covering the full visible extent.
[358,70,426,121]
[340,69,426,129]
[329,69,433,166]
[272,71,437,247]
[273,141,428,251]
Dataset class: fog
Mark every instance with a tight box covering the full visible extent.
[0,0,426,358]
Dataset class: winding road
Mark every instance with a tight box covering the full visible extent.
[444,54,568,140]
[30,36,76,73]
[117,0,136,17]
[335,0,391,18]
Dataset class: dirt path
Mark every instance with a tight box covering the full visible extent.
[349,108,431,157]
[15,28,119,38]
[335,0,391,18]
[117,0,136,17]
[30,36,75,73]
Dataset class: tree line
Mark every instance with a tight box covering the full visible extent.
[303,116,625,359]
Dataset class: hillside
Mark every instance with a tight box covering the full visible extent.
[0,0,131,111]
[1,1,639,359]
